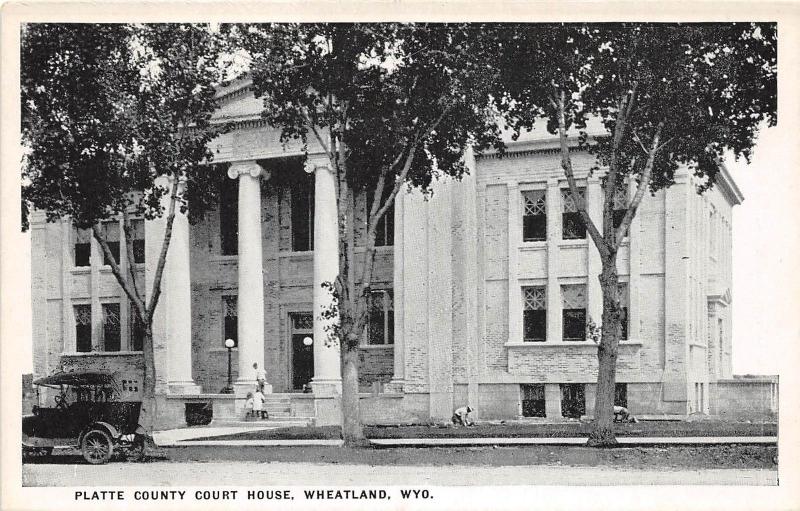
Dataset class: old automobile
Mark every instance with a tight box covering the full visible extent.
[22,370,146,464]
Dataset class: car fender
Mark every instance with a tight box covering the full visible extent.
[80,421,120,442]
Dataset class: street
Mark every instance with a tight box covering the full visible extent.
[23,460,777,486]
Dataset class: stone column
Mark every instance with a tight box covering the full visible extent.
[586,177,603,325]
[545,179,562,342]
[305,157,341,394]
[145,175,200,394]
[507,182,522,344]
[387,191,405,393]
[228,160,271,394]
[164,178,197,393]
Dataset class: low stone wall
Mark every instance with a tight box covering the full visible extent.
[711,376,778,418]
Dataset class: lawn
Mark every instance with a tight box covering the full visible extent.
[189,420,777,442]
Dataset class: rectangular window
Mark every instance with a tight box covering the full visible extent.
[368,289,394,345]
[522,190,547,242]
[560,383,586,418]
[561,188,586,239]
[291,175,314,251]
[366,191,394,247]
[130,219,145,264]
[130,303,144,351]
[562,284,587,341]
[522,286,546,342]
[618,283,629,340]
[219,178,238,256]
[615,383,628,408]
[609,184,628,233]
[99,222,120,266]
[74,305,92,352]
[102,303,121,352]
[74,227,91,267]
[521,383,546,417]
[222,295,238,347]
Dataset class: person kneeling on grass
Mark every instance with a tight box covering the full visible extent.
[613,405,638,423]
[452,406,475,427]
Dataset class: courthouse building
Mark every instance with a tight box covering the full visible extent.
[29,78,777,426]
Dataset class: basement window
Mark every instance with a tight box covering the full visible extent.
[560,383,586,419]
[615,383,628,408]
[521,384,546,417]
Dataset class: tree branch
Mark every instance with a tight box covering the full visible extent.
[556,90,608,258]
[145,174,180,324]
[91,223,146,318]
[614,121,664,248]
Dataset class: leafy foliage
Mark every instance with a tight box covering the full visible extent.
[493,23,776,196]
[235,23,503,195]
[21,23,229,229]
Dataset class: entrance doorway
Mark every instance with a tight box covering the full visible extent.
[290,313,314,391]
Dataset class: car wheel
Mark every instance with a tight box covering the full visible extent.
[81,429,114,465]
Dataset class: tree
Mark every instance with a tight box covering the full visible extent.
[235,23,502,446]
[22,23,228,430]
[493,23,776,445]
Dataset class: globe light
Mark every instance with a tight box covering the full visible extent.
[303,336,313,347]
[224,338,235,349]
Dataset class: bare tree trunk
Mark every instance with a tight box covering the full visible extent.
[139,324,157,433]
[340,337,367,446]
[588,258,622,447]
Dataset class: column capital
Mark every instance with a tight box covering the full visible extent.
[228,160,270,181]
[304,155,332,175]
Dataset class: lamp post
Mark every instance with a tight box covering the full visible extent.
[221,338,235,394]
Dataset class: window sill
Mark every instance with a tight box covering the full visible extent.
[519,242,547,250]
[208,347,239,353]
[505,340,642,348]
[354,245,395,253]
[558,239,588,248]
[209,255,239,263]
[359,344,394,350]
[70,267,92,274]
[279,250,313,258]
[62,351,143,356]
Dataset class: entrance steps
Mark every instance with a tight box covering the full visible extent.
[210,417,314,428]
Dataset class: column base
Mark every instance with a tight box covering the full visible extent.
[167,381,202,395]
[310,378,341,397]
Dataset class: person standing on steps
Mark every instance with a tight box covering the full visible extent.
[253,362,267,393]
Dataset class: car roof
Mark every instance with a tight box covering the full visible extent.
[33,371,116,387]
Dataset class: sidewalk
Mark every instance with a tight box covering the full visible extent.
[153,424,777,448]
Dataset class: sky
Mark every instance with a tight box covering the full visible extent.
[726,124,794,375]
[9,122,790,376]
